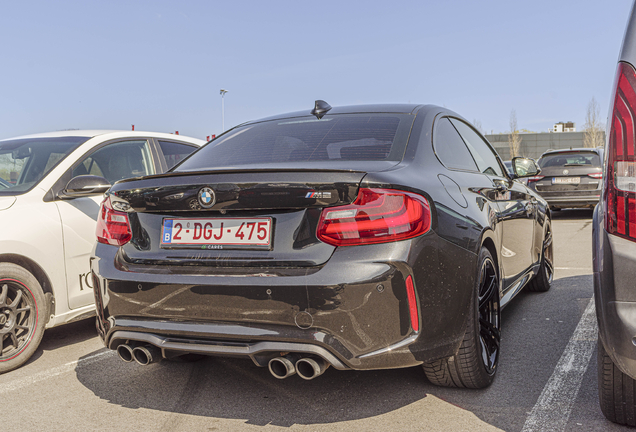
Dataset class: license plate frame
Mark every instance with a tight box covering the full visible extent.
[552,177,580,185]
[161,217,273,250]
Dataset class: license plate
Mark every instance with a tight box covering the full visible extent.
[552,177,580,184]
[161,218,272,248]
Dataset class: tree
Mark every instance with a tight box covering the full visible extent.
[508,109,522,158]
[583,97,604,148]
[473,119,484,135]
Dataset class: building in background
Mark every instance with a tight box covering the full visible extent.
[553,121,576,132]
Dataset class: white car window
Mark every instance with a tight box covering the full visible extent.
[73,140,155,184]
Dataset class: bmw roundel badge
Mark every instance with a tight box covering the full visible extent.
[198,187,216,208]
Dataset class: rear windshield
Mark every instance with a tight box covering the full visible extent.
[0,136,89,195]
[538,151,601,168]
[175,114,414,171]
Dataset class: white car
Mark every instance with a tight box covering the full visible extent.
[0,130,204,373]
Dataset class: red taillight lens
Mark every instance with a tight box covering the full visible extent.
[96,197,132,246]
[405,275,419,332]
[527,175,545,183]
[588,172,603,179]
[316,188,431,246]
[606,62,636,241]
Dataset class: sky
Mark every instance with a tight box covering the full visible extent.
[0,0,633,140]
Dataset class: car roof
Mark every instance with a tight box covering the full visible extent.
[540,147,603,156]
[246,103,430,124]
[0,130,205,145]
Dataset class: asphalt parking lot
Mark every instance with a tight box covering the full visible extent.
[0,209,625,431]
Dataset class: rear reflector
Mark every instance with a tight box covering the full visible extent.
[527,175,544,183]
[615,161,636,191]
[587,172,603,179]
[606,62,636,241]
[96,197,132,246]
[316,188,431,246]
[405,275,419,332]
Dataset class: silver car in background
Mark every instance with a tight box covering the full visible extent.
[593,2,636,426]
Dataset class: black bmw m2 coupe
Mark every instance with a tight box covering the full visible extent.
[91,102,552,388]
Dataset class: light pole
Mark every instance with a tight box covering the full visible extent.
[220,89,228,132]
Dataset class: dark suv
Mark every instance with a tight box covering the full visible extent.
[528,148,603,210]
[593,3,636,426]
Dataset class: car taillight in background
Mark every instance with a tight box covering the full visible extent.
[588,173,603,179]
[527,175,545,183]
[606,62,636,241]
[96,196,132,246]
[317,188,431,246]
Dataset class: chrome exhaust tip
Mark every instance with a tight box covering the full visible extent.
[296,357,329,380]
[132,345,162,365]
[268,356,297,379]
[116,344,134,363]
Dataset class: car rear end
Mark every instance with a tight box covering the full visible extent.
[594,5,636,424]
[90,107,472,376]
[528,149,603,209]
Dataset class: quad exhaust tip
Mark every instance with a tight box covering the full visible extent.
[116,344,134,363]
[116,343,163,365]
[117,343,331,378]
[268,356,297,379]
[132,345,162,365]
[296,357,329,380]
[268,355,329,380]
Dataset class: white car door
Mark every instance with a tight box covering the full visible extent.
[56,139,156,309]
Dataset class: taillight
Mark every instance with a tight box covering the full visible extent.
[316,188,431,246]
[588,172,603,179]
[606,62,636,241]
[527,175,545,183]
[96,196,132,246]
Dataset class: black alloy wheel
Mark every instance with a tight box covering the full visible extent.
[0,263,46,374]
[478,255,500,375]
[423,247,501,388]
[528,225,553,292]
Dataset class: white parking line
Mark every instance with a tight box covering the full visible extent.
[554,267,591,270]
[0,350,114,394]
[521,298,597,432]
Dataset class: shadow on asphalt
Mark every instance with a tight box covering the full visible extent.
[75,352,434,427]
[72,275,597,430]
[25,317,97,366]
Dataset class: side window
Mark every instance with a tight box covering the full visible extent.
[73,156,105,178]
[433,118,479,171]
[450,119,505,177]
[72,140,155,184]
[158,140,198,170]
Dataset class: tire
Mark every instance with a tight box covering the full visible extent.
[598,337,636,426]
[527,224,553,292]
[423,247,501,389]
[0,263,47,374]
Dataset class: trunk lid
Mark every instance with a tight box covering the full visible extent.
[110,169,370,268]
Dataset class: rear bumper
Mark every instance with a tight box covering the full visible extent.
[91,233,477,370]
[530,183,600,208]
[541,194,600,208]
[593,205,636,379]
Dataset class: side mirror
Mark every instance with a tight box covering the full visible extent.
[11,146,32,159]
[511,157,541,178]
[59,175,111,199]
